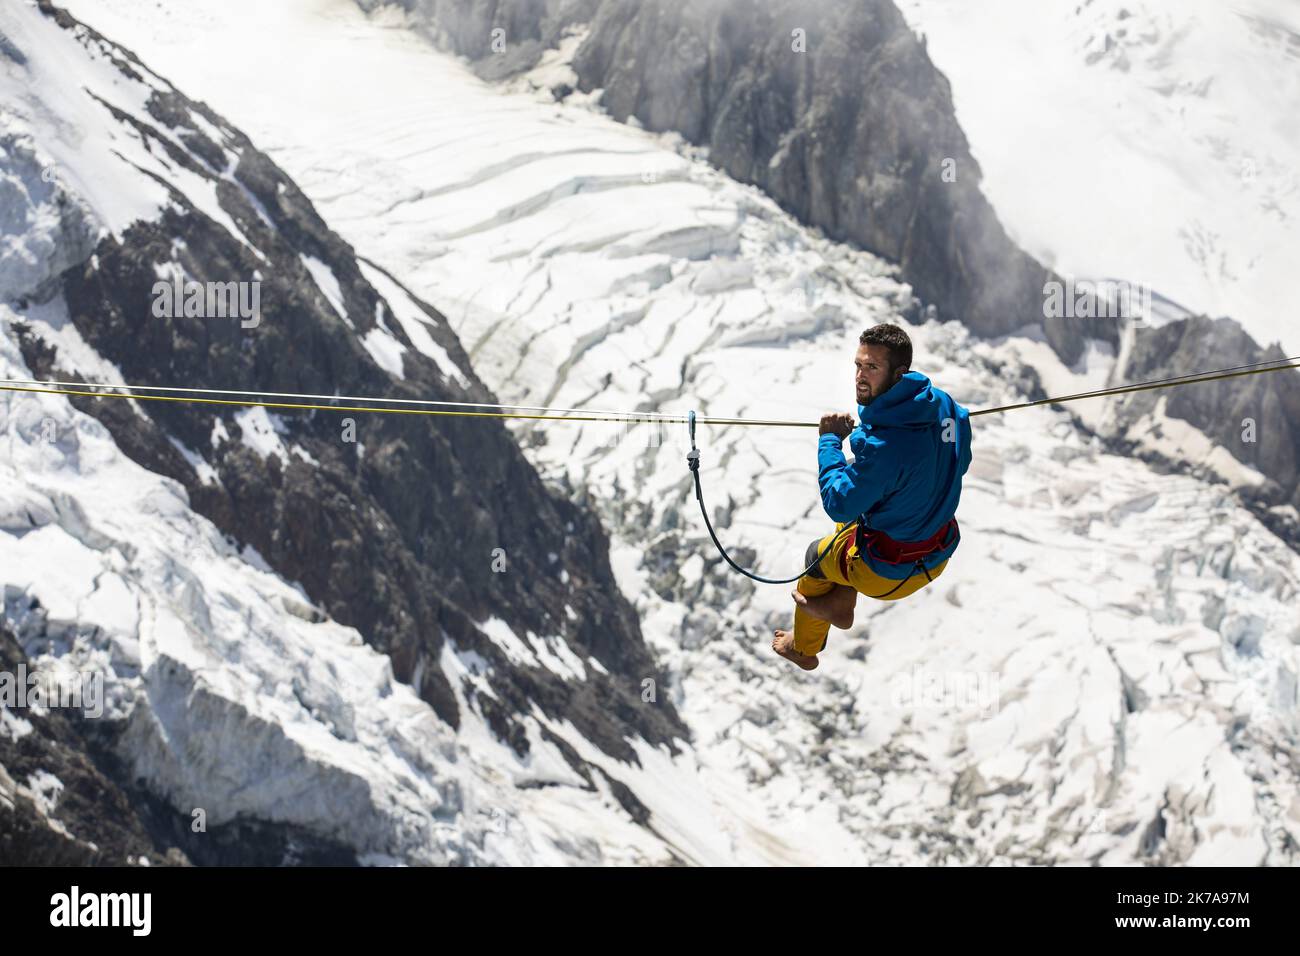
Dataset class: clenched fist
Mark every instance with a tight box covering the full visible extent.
[818,412,855,438]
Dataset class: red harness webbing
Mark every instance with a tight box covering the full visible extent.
[853,517,959,567]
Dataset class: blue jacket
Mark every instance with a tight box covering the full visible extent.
[818,371,972,579]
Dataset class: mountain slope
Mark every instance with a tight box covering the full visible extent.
[58,0,1300,865]
[3,0,687,864]
[895,0,1300,357]
[382,0,1300,535]
[350,0,1300,518]
[363,0,1100,365]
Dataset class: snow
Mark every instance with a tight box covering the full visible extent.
[359,262,468,387]
[360,325,406,379]
[0,3,164,261]
[894,0,1300,355]
[1,524,107,630]
[0,707,33,741]
[290,443,318,466]
[300,253,352,328]
[477,617,540,670]
[1118,396,1269,490]
[0,0,263,298]
[209,416,229,448]
[524,629,586,682]
[232,405,289,463]
[167,435,219,485]
[24,769,63,818]
[24,0,1300,864]
[0,316,488,861]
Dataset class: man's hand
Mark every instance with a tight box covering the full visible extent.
[818,412,855,439]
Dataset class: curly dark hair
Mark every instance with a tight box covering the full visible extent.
[859,323,912,372]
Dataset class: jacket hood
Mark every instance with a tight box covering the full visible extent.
[857,371,950,430]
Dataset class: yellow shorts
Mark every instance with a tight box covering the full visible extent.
[792,522,948,655]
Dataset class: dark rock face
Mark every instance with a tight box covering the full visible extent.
[574,0,1074,345]
[372,0,602,80]
[373,0,1298,546]
[5,2,686,861]
[375,0,1105,365]
[0,624,185,866]
[1107,317,1300,525]
[1,618,354,865]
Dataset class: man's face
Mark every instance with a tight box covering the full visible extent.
[855,343,905,405]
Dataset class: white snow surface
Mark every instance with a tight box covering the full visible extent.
[895,0,1300,355]
[9,0,1295,864]
[300,253,353,328]
[0,0,264,300]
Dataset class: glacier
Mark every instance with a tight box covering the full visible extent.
[5,0,1296,864]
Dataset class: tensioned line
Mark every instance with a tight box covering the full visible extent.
[0,377,688,420]
[0,354,1296,427]
[0,381,793,427]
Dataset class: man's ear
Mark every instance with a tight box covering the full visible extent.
[893,365,909,384]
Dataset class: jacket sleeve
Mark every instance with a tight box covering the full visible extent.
[818,431,889,523]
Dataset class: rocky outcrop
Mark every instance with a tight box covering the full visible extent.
[2,615,355,865]
[574,0,1092,352]
[1104,316,1300,535]
[0,623,186,866]
[379,0,601,80]
[4,1,688,862]
[370,0,1108,365]
[38,0,682,759]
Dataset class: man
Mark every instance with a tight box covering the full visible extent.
[773,323,972,669]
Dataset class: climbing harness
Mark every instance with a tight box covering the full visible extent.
[850,517,960,598]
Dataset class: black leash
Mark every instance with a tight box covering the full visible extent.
[686,411,844,584]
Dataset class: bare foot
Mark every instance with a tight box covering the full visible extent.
[772,629,819,670]
[791,586,857,630]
